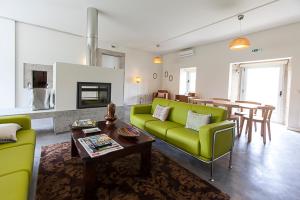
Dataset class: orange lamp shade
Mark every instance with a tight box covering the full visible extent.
[153,56,163,64]
[135,76,141,84]
[229,37,250,50]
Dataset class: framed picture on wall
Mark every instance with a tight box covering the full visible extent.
[164,71,169,78]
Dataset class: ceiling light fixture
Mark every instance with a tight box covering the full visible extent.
[153,44,163,64]
[229,14,250,50]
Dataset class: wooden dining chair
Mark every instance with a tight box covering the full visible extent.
[243,105,275,144]
[235,100,262,134]
[212,98,240,136]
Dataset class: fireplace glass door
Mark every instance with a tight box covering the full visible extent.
[77,82,111,109]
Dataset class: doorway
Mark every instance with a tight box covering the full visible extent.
[229,59,290,124]
[179,67,196,95]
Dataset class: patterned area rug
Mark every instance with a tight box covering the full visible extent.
[36,142,230,200]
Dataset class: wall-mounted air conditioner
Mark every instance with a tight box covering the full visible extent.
[178,48,194,58]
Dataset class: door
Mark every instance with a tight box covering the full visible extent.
[240,63,285,123]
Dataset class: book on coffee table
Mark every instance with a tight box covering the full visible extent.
[78,134,123,158]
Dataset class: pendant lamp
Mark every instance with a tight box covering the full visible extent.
[153,44,163,64]
[229,15,250,50]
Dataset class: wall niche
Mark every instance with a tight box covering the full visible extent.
[23,63,53,88]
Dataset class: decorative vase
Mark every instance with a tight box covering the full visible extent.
[105,102,117,125]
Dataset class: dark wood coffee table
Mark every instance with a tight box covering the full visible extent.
[71,120,155,200]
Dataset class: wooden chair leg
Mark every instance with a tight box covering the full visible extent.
[239,117,244,136]
[267,121,271,141]
[245,120,249,135]
[236,119,240,137]
[262,123,266,144]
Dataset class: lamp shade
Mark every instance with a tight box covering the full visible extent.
[229,37,250,50]
[153,56,163,64]
[135,76,141,84]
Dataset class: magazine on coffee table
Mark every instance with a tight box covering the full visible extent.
[78,134,123,158]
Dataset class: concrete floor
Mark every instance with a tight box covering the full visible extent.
[30,113,300,200]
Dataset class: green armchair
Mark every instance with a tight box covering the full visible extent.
[130,98,235,181]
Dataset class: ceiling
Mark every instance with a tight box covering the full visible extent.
[1,0,300,53]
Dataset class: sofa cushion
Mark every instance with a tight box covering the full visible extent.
[145,120,183,140]
[153,105,170,121]
[151,98,170,114]
[168,101,192,125]
[191,104,227,123]
[0,171,29,200]
[185,111,211,131]
[0,144,35,177]
[0,123,22,143]
[0,129,36,150]
[166,127,200,155]
[130,114,158,130]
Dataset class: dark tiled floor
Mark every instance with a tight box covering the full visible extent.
[30,113,300,200]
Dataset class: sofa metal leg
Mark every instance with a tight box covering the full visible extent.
[210,161,214,182]
[229,150,233,169]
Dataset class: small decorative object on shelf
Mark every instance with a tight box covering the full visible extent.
[104,102,117,125]
[71,119,97,129]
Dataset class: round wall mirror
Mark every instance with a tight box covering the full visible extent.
[153,73,158,79]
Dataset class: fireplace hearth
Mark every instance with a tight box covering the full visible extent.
[77,82,111,109]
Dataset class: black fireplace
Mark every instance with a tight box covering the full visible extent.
[77,82,111,109]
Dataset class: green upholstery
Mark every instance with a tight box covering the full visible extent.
[0,115,36,200]
[130,104,152,115]
[0,172,29,200]
[130,114,158,130]
[145,120,183,140]
[166,127,200,155]
[0,144,35,177]
[191,104,227,123]
[0,129,35,150]
[0,115,31,130]
[168,101,192,125]
[199,121,235,159]
[130,98,235,162]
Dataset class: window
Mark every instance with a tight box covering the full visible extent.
[179,67,196,95]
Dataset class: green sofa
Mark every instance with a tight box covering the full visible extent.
[130,98,235,180]
[0,115,36,200]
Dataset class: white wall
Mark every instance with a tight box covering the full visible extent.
[123,50,162,105]
[15,22,86,108]
[14,22,161,108]
[54,62,124,110]
[162,22,300,131]
[0,18,15,108]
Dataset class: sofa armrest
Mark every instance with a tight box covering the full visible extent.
[199,120,235,160]
[0,115,32,130]
[130,104,152,115]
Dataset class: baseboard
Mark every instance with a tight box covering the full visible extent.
[287,126,300,133]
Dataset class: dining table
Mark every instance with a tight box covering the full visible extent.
[192,98,264,143]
